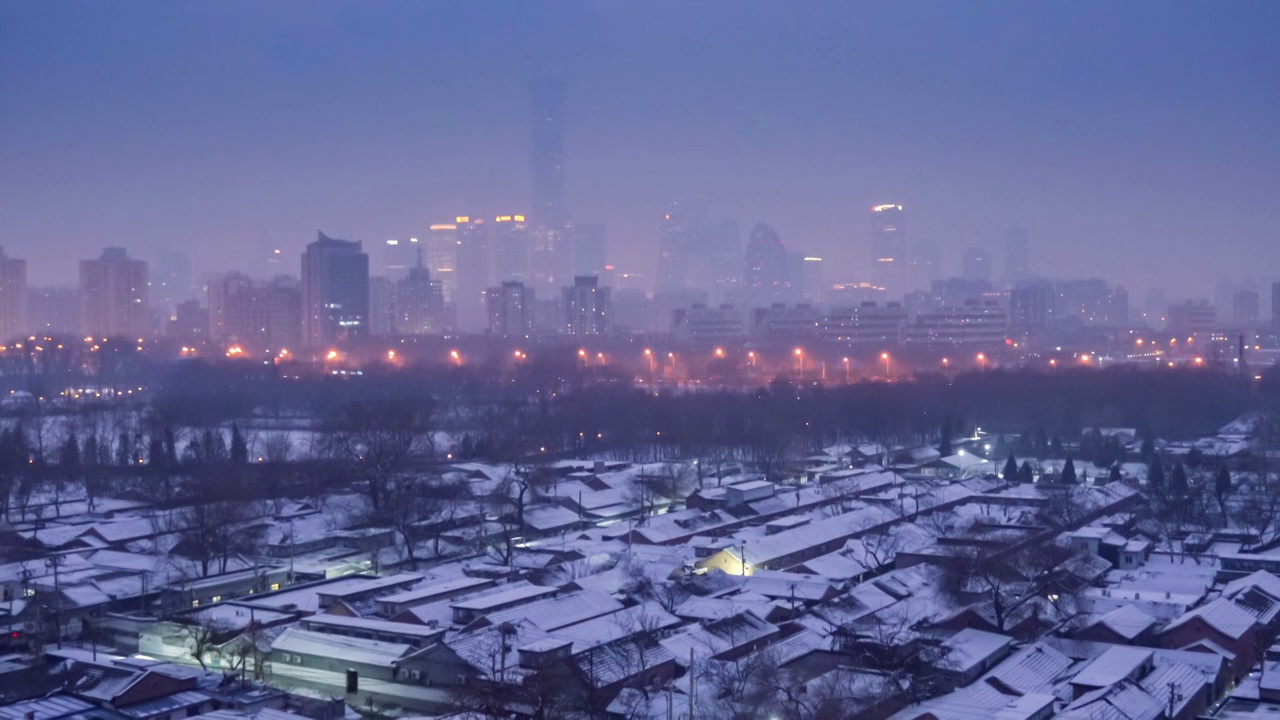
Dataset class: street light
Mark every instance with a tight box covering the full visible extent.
[450,349,461,365]
[714,347,725,358]
[842,356,850,382]
[794,347,804,378]
[977,352,987,370]
[668,352,677,375]
[881,352,890,378]
[643,348,654,373]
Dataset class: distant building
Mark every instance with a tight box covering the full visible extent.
[800,257,824,302]
[910,238,941,290]
[493,215,530,283]
[931,277,993,309]
[1273,283,1280,329]
[743,223,790,300]
[383,237,421,281]
[0,248,27,341]
[574,223,607,278]
[154,250,194,316]
[1167,299,1217,333]
[28,286,78,336]
[208,273,301,351]
[167,299,208,341]
[487,281,535,337]
[1004,227,1030,284]
[1234,289,1260,328]
[753,303,821,342]
[903,300,1008,345]
[870,204,906,295]
[1010,282,1053,330]
[819,302,907,345]
[530,78,572,293]
[301,232,369,348]
[454,216,490,332]
[1055,279,1128,327]
[672,304,746,342]
[961,247,992,283]
[386,267,447,335]
[426,223,459,304]
[80,247,149,338]
[563,275,610,335]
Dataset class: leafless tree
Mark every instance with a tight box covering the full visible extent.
[325,398,435,514]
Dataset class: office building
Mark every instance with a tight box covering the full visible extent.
[1005,227,1030,284]
[563,275,610,335]
[903,300,1008,345]
[1055,279,1128,327]
[424,224,459,304]
[801,257,824,302]
[1167,299,1217,333]
[574,223,607,278]
[494,215,530,283]
[1009,282,1053,330]
[487,281,535,337]
[375,266,446,336]
[742,223,789,294]
[1233,290,1260,328]
[672,304,746,342]
[301,232,369,348]
[208,273,302,351]
[910,238,941,290]
[530,78,572,294]
[167,300,208,341]
[79,247,149,338]
[961,247,992,283]
[455,216,490,331]
[0,248,27,341]
[383,237,421,281]
[819,302,908,345]
[870,204,906,294]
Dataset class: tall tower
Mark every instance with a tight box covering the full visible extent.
[870,204,906,296]
[80,248,148,338]
[742,223,789,294]
[455,215,490,332]
[530,78,571,293]
[301,232,369,348]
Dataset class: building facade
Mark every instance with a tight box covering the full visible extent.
[301,232,369,348]
[79,247,148,338]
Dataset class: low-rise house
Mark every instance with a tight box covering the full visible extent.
[1159,597,1260,680]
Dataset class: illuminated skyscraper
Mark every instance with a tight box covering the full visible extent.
[455,215,490,332]
[301,232,369,348]
[488,280,535,337]
[426,223,459,303]
[80,247,148,338]
[530,78,572,293]
[563,275,610,335]
[384,237,421,281]
[870,204,906,295]
[493,215,530,283]
[0,248,27,341]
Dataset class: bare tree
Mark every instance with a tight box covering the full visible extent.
[326,398,435,514]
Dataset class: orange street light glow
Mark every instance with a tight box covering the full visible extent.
[326,350,339,360]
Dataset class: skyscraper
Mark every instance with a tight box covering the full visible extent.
[383,237,421,281]
[426,223,459,303]
[573,223,607,278]
[1005,227,1030,284]
[1233,289,1260,328]
[0,248,27,341]
[742,223,789,293]
[487,281,535,337]
[208,272,301,351]
[563,275,610,335]
[494,215,531,283]
[80,247,149,337]
[455,216,490,332]
[657,200,708,292]
[870,204,906,295]
[530,78,572,293]
[301,232,369,348]
[961,247,993,283]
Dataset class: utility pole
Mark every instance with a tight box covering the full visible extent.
[45,555,64,649]
[1166,681,1182,718]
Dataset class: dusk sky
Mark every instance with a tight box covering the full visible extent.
[3,1,1278,295]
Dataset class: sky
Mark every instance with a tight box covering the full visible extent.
[2,1,1278,296]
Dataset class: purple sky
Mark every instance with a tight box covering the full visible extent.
[2,1,1278,295]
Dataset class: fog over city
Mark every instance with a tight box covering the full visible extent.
[2,3,1280,720]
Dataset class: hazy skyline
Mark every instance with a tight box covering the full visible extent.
[3,1,1278,294]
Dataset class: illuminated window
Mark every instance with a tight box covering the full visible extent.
[270,583,281,591]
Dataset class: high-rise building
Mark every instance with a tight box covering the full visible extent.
[0,248,27,341]
[870,204,906,295]
[657,200,706,292]
[28,287,78,336]
[910,238,940,290]
[1233,289,1260,328]
[424,223,459,304]
[493,215,530,283]
[1009,282,1053,330]
[742,223,789,294]
[453,216,490,332]
[383,237,422,281]
[487,281,535,337]
[1004,227,1030,284]
[961,247,993,283]
[167,299,208,341]
[573,223,607,278]
[1167,299,1216,333]
[80,248,149,338]
[801,257,824,303]
[563,275,610,335]
[208,273,302,351]
[375,266,446,336]
[530,78,572,294]
[301,232,369,348]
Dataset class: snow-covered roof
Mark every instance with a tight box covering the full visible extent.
[271,627,413,667]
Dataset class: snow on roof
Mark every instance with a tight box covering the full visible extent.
[554,601,681,651]
[1069,645,1152,689]
[981,641,1075,696]
[378,575,494,607]
[943,629,1013,674]
[1163,597,1258,640]
[1223,570,1280,603]
[271,627,413,667]
[1091,604,1159,640]
[449,583,556,612]
[729,503,902,567]
[301,613,447,640]
[1139,661,1205,717]
[469,589,623,632]
[0,694,95,720]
